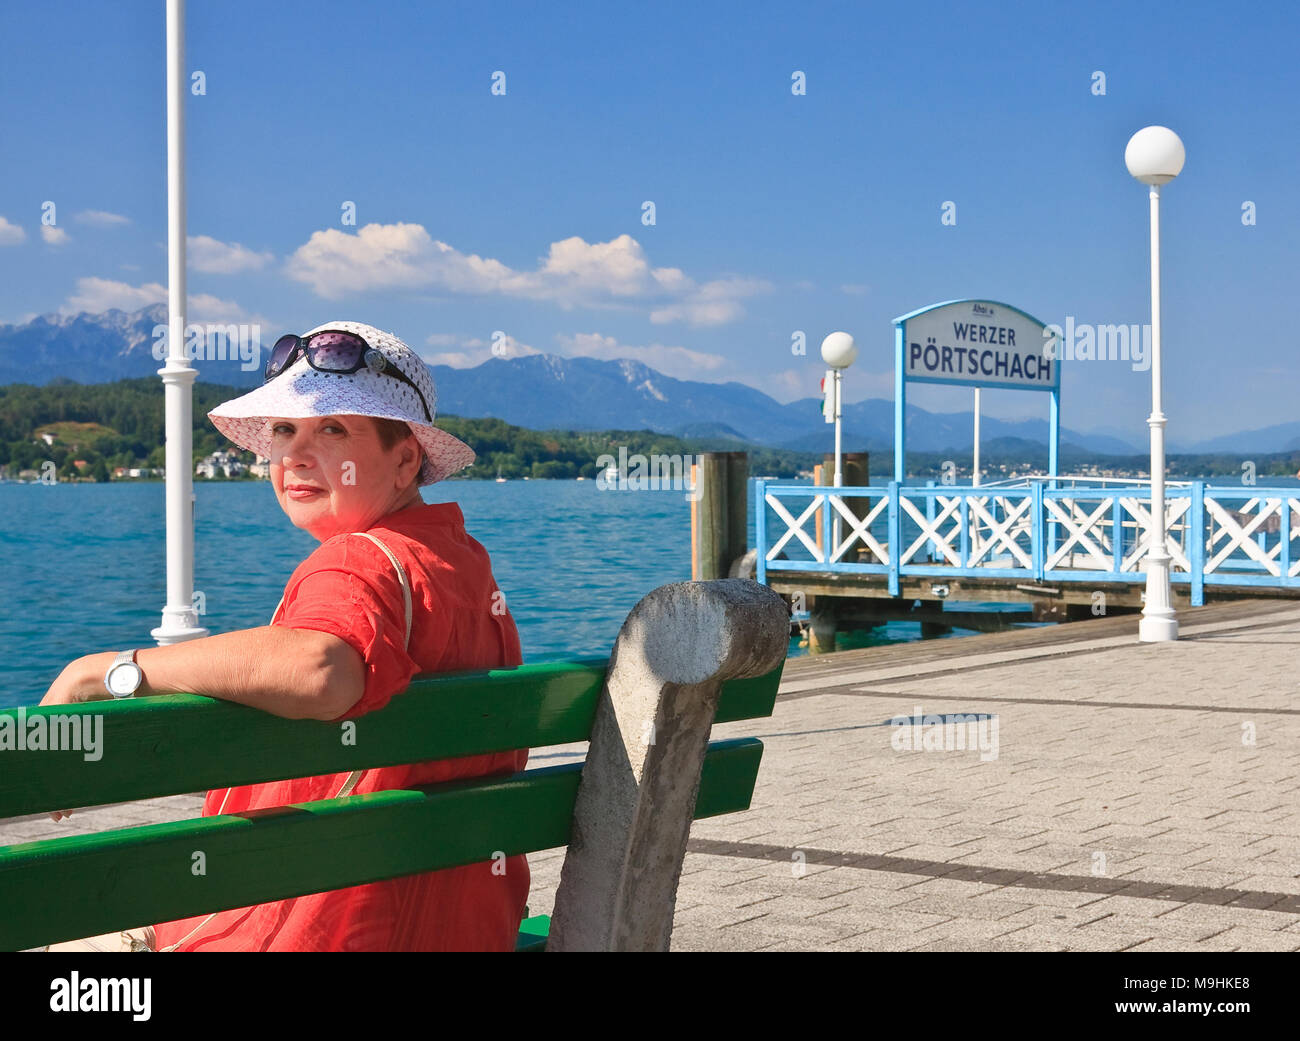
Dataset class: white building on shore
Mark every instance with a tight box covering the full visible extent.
[195,451,269,479]
[196,449,246,479]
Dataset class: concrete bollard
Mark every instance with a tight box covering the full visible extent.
[547,578,789,952]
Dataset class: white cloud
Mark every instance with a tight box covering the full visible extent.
[554,332,730,380]
[188,234,273,274]
[842,369,898,401]
[423,350,481,368]
[0,216,26,245]
[648,276,769,327]
[424,333,541,368]
[41,226,70,245]
[426,328,735,382]
[286,223,501,298]
[421,327,873,401]
[63,277,166,313]
[74,210,131,227]
[60,277,264,327]
[766,365,895,404]
[528,235,686,300]
[767,369,812,402]
[285,223,769,325]
[188,293,261,324]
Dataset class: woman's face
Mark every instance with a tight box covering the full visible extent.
[268,415,423,540]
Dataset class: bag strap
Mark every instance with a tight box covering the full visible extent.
[268,530,413,646]
[350,531,413,647]
[332,531,411,797]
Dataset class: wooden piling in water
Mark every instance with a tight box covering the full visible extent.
[806,452,872,653]
[813,452,870,560]
[690,452,749,581]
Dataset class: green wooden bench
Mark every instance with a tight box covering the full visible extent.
[0,579,788,952]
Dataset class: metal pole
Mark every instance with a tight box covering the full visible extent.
[893,324,905,483]
[1139,182,1177,642]
[151,0,208,646]
[972,387,981,487]
[832,369,843,554]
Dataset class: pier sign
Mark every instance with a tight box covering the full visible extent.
[899,300,1059,391]
[891,299,1061,482]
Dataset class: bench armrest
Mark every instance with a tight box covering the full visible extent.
[547,578,788,952]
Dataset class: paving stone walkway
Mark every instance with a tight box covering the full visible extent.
[6,599,1298,951]
[531,600,1300,951]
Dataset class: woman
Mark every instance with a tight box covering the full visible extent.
[40,321,529,951]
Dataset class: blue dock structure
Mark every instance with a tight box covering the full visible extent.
[754,297,1300,648]
[755,475,1300,645]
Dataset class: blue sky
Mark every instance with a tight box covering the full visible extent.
[1,0,1296,443]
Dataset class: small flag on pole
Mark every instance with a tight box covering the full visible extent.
[821,369,836,423]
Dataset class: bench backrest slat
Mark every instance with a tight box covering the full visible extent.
[2,577,791,952]
[0,661,781,819]
[0,737,763,952]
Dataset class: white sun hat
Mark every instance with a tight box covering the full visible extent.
[207,320,475,486]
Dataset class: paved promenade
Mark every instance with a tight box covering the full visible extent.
[6,599,1299,951]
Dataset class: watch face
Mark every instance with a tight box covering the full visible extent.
[108,663,143,696]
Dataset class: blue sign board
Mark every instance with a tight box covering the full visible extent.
[892,299,1060,481]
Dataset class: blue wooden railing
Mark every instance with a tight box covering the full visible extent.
[755,479,1300,607]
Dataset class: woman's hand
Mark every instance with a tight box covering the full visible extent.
[41,652,117,708]
[39,652,115,821]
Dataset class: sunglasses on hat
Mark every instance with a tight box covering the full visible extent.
[264,329,433,422]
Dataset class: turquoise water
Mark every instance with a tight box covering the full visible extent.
[1,478,1024,709]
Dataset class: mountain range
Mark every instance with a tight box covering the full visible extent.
[2,305,1293,457]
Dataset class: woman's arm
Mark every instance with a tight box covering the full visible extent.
[41,627,366,722]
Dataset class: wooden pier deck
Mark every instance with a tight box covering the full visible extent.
[7,598,1299,951]
[766,567,1300,612]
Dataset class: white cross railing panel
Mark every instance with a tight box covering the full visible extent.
[1118,496,1191,572]
[763,491,824,562]
[826,493,891,564]
[1204,495,1285,576]
[1044,496,1116,572]
[898,493,962,567]
[753,480,1299,605]
[966,494,1034,569]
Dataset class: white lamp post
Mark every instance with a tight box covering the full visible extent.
[1125,125,1184,643]
[820,332,857,555]
[151,0,208,646]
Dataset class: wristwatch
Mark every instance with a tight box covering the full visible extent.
[104,649,144,699]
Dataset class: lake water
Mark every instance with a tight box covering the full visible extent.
[2,477,1037,709]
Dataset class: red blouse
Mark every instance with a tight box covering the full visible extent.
[152,501,529,951]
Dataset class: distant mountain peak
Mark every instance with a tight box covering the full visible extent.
[0,306,1281,456]
[0,304,261,388]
